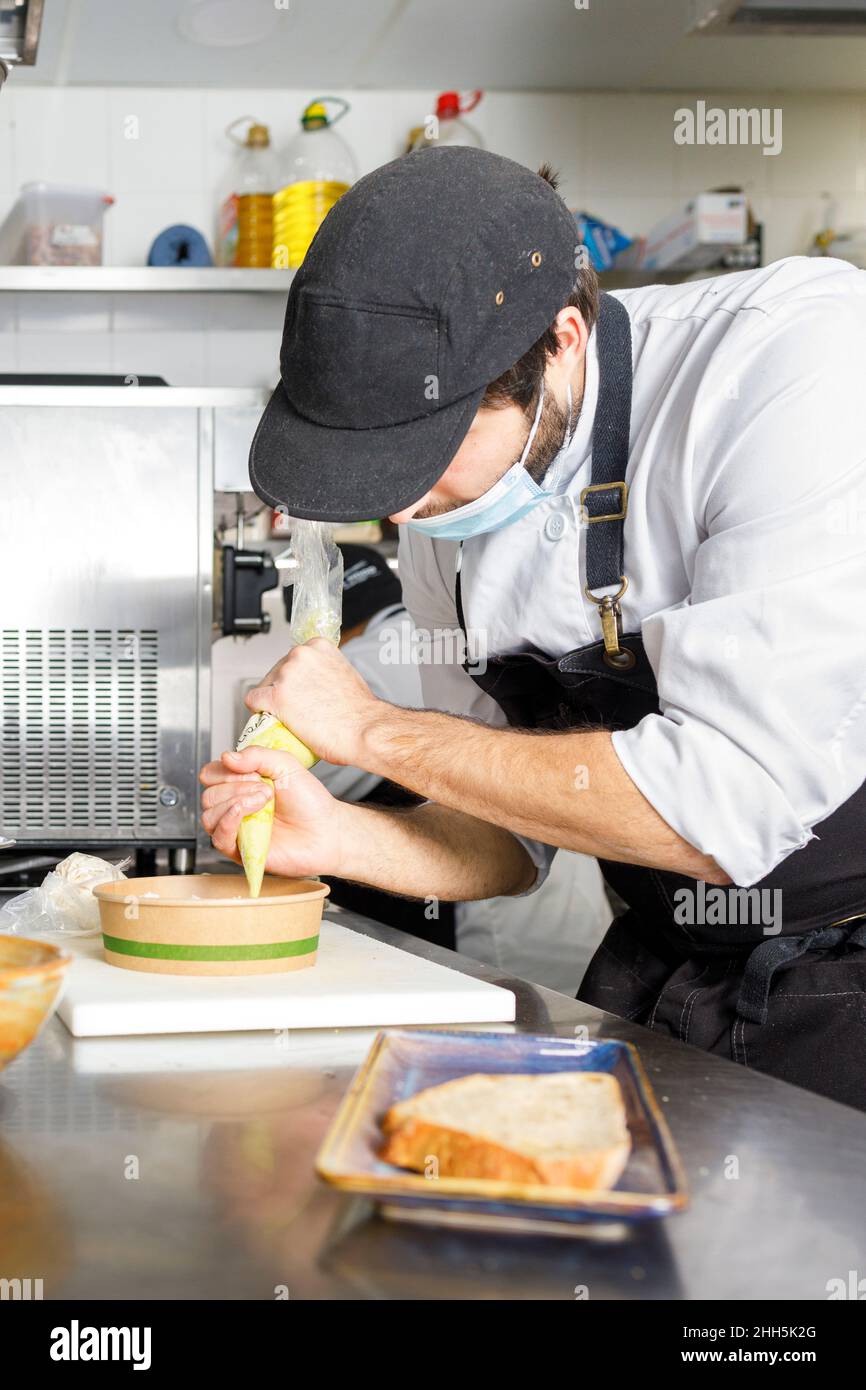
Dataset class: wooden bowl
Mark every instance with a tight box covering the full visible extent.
[93,874,330,977]
[0,936,71,1068]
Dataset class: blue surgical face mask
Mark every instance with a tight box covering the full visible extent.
[406,383,573,542]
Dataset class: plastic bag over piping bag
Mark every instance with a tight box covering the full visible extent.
[286,519,343,645]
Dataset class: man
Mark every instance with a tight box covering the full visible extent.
[307,544,611,989]
[201,147,866,1108]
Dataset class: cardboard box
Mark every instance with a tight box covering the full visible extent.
[640,193,747,271]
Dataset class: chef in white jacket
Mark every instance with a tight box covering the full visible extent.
[202,148,866,1108]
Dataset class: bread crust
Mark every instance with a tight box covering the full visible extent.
[379,1116,631,1191]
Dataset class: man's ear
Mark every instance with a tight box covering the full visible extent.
[552,304,589,362]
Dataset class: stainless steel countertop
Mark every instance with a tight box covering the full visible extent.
[3,907,865,1301]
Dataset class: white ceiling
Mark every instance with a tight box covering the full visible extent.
[13,0,866,92]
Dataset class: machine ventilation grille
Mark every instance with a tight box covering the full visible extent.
[1,628,159,837]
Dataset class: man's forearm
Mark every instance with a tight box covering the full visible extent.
[357,708,728,884]
[242,636,727,884]
[334,799,537,900]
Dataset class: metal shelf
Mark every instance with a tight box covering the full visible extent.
[597,267,735,288]
[0,265,736,293]
[0,266,294,292]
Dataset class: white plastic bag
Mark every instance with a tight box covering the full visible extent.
[0,852,132,936]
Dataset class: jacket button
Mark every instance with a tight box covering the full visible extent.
[544,512,566,541]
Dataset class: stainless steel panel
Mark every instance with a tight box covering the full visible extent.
[213,405,264,492]
[0,0,44,66]
[0,402,212,844]
[4,905,866,1300]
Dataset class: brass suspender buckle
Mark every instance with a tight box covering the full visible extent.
[581,479,632,667]
[583,576,636,670]
[579,480,629,524]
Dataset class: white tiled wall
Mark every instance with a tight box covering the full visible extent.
[0,86,862,386]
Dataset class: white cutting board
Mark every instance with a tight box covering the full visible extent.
[57,916,516,1038]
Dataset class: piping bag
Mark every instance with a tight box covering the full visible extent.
[236,520,343,897]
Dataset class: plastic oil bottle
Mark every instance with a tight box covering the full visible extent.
[272,97,356,270]
[406,91,484,153]
[217,118,277,268]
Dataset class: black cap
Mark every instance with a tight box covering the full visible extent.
[338,544,402,630]
[249,146,577,522]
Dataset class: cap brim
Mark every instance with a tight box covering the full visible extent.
[249,381,485,522]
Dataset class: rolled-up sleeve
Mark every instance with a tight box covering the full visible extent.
[613,298,866,885]
[398,529,556,894]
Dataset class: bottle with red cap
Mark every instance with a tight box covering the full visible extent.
[406,91,484,153]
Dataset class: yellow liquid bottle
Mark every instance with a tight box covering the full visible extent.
[272,99,356,270]
[218,119,276,269]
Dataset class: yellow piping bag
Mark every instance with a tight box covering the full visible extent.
[236,521,343,897]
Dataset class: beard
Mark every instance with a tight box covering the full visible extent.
[411,384,581,520]
[523,386,578,485]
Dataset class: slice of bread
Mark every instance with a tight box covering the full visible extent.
[379,1071,631,1191]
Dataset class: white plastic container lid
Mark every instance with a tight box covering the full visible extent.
[19,181,114,212]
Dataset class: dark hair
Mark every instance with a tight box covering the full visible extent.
[481,163,598,413]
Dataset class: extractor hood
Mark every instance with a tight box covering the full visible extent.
[0,0,43,68]
[692,0,866,34]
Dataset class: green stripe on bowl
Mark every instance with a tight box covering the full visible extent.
[102,933,319,962]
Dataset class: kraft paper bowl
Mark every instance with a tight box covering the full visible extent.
[93,874,330,977]
[0,936,71,1068]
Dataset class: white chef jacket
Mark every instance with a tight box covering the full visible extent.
[313,604,611,990]
[398,257,866,890]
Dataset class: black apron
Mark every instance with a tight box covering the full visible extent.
[325,777,456,951]
[456,292,866,1110]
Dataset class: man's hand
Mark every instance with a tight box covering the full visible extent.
[200,744,536,902]
[244,638,386,766]
[200,746,346,878]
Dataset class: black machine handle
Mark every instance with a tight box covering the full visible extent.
[221,546,278,636]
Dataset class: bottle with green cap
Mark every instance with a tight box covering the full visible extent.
[272,97,357,270]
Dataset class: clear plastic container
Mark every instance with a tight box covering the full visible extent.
[0,182,114,266]
[407,92,484,152]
